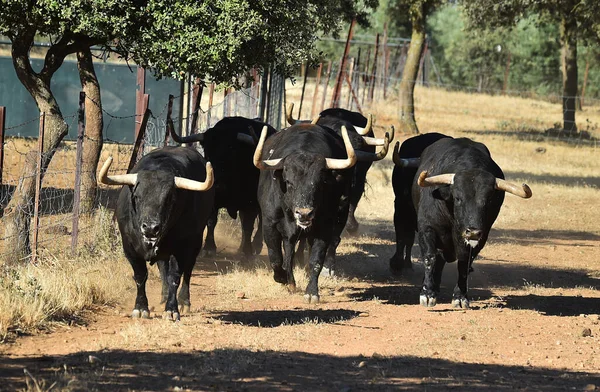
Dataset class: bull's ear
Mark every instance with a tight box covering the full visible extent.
[432,185,452,201]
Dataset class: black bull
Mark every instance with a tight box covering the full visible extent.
[254,124,358,303]
[99,146,215,321]
[285,104,391,235]
[412,137,532,308]
[169,116,278,258]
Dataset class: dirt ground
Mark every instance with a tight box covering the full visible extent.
[2,141,600,391]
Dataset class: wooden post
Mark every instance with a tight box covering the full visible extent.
[71,92,85,255]
[362,47,371,106]
[298,62,310,118]
[320,61,333,112]
[135,67,146,140]
[207,82,215,126]
[0,106,5,186]
[346,58,355,109]
[189,78,203,134]
[581,56,590,108]
[331,19,356,108]
[381,22,388,99]
[127,99,150,173]
[310,63,323,119]
[164,94,174,147]
[345,73,362,114]
[32,112,45,263]
[368,33,380,103]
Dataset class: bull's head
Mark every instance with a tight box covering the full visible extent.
[418,170,532,247]
[253,125,356,230]
[99,156,213,247]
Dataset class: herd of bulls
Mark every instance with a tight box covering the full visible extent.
[99,105,532,321]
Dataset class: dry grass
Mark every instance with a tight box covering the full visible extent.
[0,208,131,341]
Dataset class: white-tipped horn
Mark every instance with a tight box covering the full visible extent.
[354,113,373,136]
[98,156,137,186]
[362,136,386,146]
[174,162,214,191]
[495,178,532,198]
[392,141,421,167]
[285,103,297,125]
[325,126,357,170]
[253,125,283,170]
[417,171,455,187]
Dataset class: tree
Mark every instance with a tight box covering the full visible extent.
[0,0,377,261]
[388,0,443,134]
[463,0,600,134]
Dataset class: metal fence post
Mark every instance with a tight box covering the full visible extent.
[71,92,85,255]
[0,106,5,186]
[310,63,323,119]
[331,19,356,108]
[135,67,146,139]
[164,94,174,147]
[298,62,309,119]
[32,112,45,263]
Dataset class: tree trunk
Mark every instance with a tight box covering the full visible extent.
[560,15,578,134]
[77,48,103,214]
[399,4,426,135]
[2,38,68,263]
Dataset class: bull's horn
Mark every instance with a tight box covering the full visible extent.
[98,156,137,186]
[362,136,386,146]
[310,116,320,125]
[325,126,357,170]
[285,103,297,125]
[253,125,283,170]
[389,125,395,141]
[495,178,532,198]
[417,171,455,187]
[174,162,214,191]
[237,132,256,145]
[392,141,421,167]
[356,131,390,162]
[354,113,373,136]
[169,125,205,144]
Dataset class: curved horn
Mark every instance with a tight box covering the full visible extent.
[354,113,373,136]
[388,125,395,141]
[356,131,390,162]
[417,171,455,187]
[362,136,386,146]
[310,116,320,125]
[98,156,137,186]
[253,125,283,170]
[325,126,357,170]
[495,178,532,198]
[169,123,205,144]
[285,103,297,125]
[174,162,214,191]
[392,141,421,167]
[237,132,256,145]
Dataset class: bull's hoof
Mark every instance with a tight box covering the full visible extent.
[419,294,437,307]
[320,266,336,277]
[131,309,150,319]
[452,297,470,309]
[287,282,297,293]
[163,310,180,321]
[304,294,320,304]
[345,224,360,237]
[273,267,288,284]
[179,304,191,314]
[253,243,263,256]
[200,248,216,258]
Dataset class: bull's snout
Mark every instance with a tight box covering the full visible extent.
[463,227,482,240]
[141,221,161,237]
[294,208,314,229]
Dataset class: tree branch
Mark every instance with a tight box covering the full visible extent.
[39,33,100,84]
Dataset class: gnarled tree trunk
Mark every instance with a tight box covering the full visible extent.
[399,3,426,135]
[77,48,103,214]
[560,14,578,134]
[2,34,69,263]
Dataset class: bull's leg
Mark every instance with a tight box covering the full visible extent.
[345,203,360,235]
[324,197,350,276]
[345,164,369,236]
[126,255,150,319]
[452,253,472,309]
[418,227,444,307]
[390,199,416,274]
[252,210,264,255]
[282,236,299,291]
[238,208,259,258]
[304,238,328,303]
[389,203,406,275]
[164,255,182,321]
[295,237,306,268]
[177,245,201,314]
[158,260,168,304]
[264,225,287,284]
[200,207,218,257]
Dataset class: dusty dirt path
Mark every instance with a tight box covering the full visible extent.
[2,166,600,391]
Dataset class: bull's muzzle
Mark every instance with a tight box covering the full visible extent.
[294,207,314,229]
[462,227,482,248]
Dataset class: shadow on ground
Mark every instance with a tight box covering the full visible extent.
[2,349,598,391]
[210,309,361,327]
